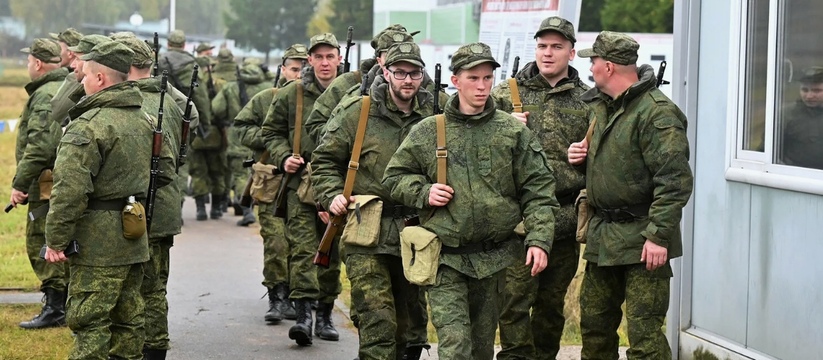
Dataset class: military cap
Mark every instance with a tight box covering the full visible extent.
[799,66,823,84]
[578,31,639,65]
[449,42,500,71]
[534,16,576,43]
[68,34,112,54]
[309,33,340,53]
[283,44,309,61]
[196,42,215,53]
[374,30,415,55]
[20,38,62,63]
[167,29,186,48]
[370,24,420,49]
[383,42,425,68]
[80,41,135,74]
[114,35,154,68]
[217,48,234,62]
[49,27,83,47]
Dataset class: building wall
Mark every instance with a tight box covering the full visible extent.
[373,3,479,44]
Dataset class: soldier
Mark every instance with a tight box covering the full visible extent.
[11,38,69,330]
[567,31,693,359]
[195,42,215,70]
[212,48,237,92]
[43,40,173,360]
[234,43,307,323]
[51,34,111,127]
[491,16,589,360]
[49,27,83,70]
[261,32,343,346]
[212,63,271,225]
[159,29,222,222]
[382,42,558,360]
[312,42,436,360]
[782,66,823,169]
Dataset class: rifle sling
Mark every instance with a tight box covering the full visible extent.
[435,114,447,185]
[585,115,597,145]
[342,96,371,199]
[292,83,304,157]
[508,78,523,113]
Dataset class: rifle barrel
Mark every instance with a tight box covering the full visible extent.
[343,26,354,73]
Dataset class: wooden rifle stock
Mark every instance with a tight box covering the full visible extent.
[146,72,168,234]
[313,213,343,267]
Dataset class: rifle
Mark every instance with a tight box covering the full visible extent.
[146,71,168,234]
[433,64,443,115]
[152,32,159,77]
[205,62,217,99]
[238,151,271,207]
[236,65,249,106]
[313,73,370,268]
[177,65,205,172]
[511,55,520,79]
[4,198,27,213]
[656,60,670,88]
[343,26,354,73]
[508,56,523,113]
[273,64,282,88]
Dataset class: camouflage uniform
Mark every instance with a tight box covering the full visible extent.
[311,43,435,360]
[50,34,112,127]
[491,17,588,360]
[575,32,693,360]
[14,39,69,326]
[382,43,559,360]
[212,48,237,94]
[49,27,82,70]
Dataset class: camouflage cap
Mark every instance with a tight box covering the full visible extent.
[80,41,135,74]
[109,31,136,41]
[283,44,309,61]
[114,35,154,68]
[309,33,340,53]
[799,66,823,83]
[196,42,215,53]
[370,24,420,49]
[383,42,425,68]
[374,30,415,56]
[20,38,62,63]
[168,29,186,47]
[217,48,234,62]
[449,42,500,71]
[578,31,639,65]
[534,16,576,43]
[49,27,83,47]
[69,34,113,54]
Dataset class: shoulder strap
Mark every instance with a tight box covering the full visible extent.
[292,83,304,156]
[435,114,447,185]
[584,115,597,145]
[342,96,371,198]
[508,78,522,113]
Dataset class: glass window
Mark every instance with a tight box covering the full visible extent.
[741,0,769,152]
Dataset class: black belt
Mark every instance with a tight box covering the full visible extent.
[381,205,417,219]
[556,191,578,206]
[441,240,504,255]
[87,197,143,211]
[594,203,651,223]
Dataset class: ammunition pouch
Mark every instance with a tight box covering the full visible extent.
[400,226,441,286]
[575,190,593,244]
[296,163,316,205]
[341,195,383,248]
[38,169,53,201]
[250,163,282,204]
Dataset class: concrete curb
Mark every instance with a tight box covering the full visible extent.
[0,292,42,304]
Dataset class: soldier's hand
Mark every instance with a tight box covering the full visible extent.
[525,246,548,276]
[511,111,530,125]
[428,184,454,207]
[330,194,355,216]
[641,239,668,271]
[568,138,588,165]
[44,247,67,263]
[10,189,28,206]
[283,155,305,174]
[318,211,330,224]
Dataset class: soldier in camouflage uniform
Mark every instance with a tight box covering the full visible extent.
[491,17,588,360]
[568,31,693,360]
[44,41,173,360]
[312,42,436,360]
[262,33,343,346]
[382,42,559,360]
[212,63,271,225]
[781,66,823,169]
[49,27,82,70]
[234,43,306,323]
[51,34,111,127]
[11,38,69,330]
[212,48,237,92]
[195,42,215,71]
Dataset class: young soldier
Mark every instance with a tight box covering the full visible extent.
[261,33,343,346]
[12,38,69,330]
[491,16,589,360]
[49,27,82,70]
[382,42,559,360]
[567,31,693,359]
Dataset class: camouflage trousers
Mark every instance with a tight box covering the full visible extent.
[429,265,505,360]
[580,262,672,360]
[225,155,249,202]
[26,200,69,291]
[67,263,144,360]
[176,162,191,197]
[142,237,173,350]
[347,253,426,360]
[189,148,227,197]
[498,239,580,360]
[284,190,340,302]
[258,202,289,288]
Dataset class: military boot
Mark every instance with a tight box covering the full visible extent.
[402,343,432,360]
[194,195,208,221]
[264,286,284,323]
[283,298,297,320]
[221,190,230,213]
[236,206,257,226]
[19,288,66,329]
[288,299,313,346]
[314,302,339,341]
[142,348,167,360]
[209,192,223,219]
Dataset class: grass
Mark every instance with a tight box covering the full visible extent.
[0,86,27,120]
[0,130,38,291]
[0,304,74,360]
[0,67,30,88]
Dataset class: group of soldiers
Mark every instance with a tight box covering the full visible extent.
[9,13,694,360]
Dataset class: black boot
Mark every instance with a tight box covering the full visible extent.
[264,285,284,323]
[288,299,313,346]
[19,288,66,329]
[283,298,297,320]
[314,302,339,341]
[194,195,208,221]
[236,206,257,226]
[210,192,223,219]
[142,348,167,360]
[221,190,230,213]
[402,343,432,360]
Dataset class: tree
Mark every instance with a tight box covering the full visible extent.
[327,0,372,40]
[599,0,674,33]
[307,0,332,36]
[224,0,316,63]
[10,0,127,38]
[176,0,227,36]
[578,0,604,32]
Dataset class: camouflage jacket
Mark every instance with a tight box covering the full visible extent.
[233,78,288,160]
[305,58,377,143]
[383,94,559,279]
[781,101,823,170]
[50,72,85,126]
[159,48,211,127]
[13,67,69,198]
[213,65,270,157]
[492,63,589,242]
[581,64,693,266]
[312,75,438,257]
[46,82,160,266]
[262,67,337,190]
[135,77,183,239]
[212,62,237,94]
